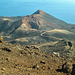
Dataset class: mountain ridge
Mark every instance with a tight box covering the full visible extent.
[33,9,46,15]
[0,9,75,44]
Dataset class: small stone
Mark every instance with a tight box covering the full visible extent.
[40,61,46,64]
[25,46,30,48]
[48,67,50,69]
[6,57,10,61]
[42,66,45,70]
[26,68,32,71]
[1,62,4,64]
[35,52,39,55]
[1,68,5,71]
[2,47,11,52]
[19,54,22,56]
[32,64,39,69]
[58,65,62,69]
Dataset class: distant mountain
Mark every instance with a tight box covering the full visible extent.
[0,20,12,33]
[21,9,75,30]
[0,16,24,35]
[0,16,24,21]
[33,9,46,14]
[0,9,75,44]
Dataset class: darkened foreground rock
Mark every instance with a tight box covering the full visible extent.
[62,62,73,73]
[71,64,75,75]
[2,47,11,52]
[56,61,75,75]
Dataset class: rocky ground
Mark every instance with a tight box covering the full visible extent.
[0,41,75,75]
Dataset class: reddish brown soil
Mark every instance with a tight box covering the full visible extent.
[0,42,75,75]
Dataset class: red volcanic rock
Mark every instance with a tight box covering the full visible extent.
[22,15,31,28]
[20,9,69,30]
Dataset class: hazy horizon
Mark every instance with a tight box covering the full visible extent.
[0,0,75,24]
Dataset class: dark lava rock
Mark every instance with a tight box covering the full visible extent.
[2,47,11,52]
[62,62,73,73]
[40,61,46,64]
[68,42,72,48]
[32,64,39,69]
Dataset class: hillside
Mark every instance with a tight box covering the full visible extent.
[0,41,75,75]
[0,10,75,75]
[0,9,75,45]
[0,16,24,22]
[38,40,75,59]
[4,10,75,33]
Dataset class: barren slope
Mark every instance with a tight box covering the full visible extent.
[0,42,75,75]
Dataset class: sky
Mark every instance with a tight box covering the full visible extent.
[0,0,75,24]
[4,0,75,2]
